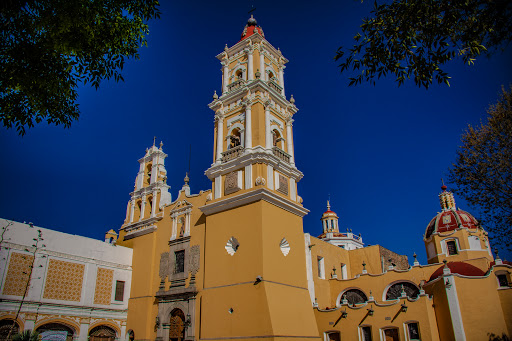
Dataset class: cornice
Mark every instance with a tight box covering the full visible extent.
[208,80,297,117]
[199,187,309,217]
[204,146,303,180]
[122,215,162,231]
[215,36,289,64]
[137,149,167,163]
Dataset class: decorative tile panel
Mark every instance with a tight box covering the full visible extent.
[43,259,84,302]
[2,252,34,296]
[93,268,114,305]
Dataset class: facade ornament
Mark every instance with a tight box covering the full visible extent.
[255,176,266,186]
[206,193,212,202]
[289,94,295,105]
[213,90,218,100]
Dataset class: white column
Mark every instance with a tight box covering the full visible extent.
[267,165,274,190]
[139,195,146,221]
[171,216,177,240]
[184,212,191,237]
[290,178,296,201]
[244,102,252,149]
[265,104,272,149]
[247,48,254,81]
[279,65,285,96]
[78,320,90,341]
[120,322,127,341]
[129,200,135,223]
[214,176,221,199]
[245,164,252,190]
[259,48,265,81]
[222,61,229,94]
[286,119,295,165]
[151,190,157,217]
[215,113,224,163]
[445,274,466,340]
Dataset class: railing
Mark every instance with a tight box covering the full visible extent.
[222,145,244,162]
[227,78,246,92]
[267,78,283,93]
[272,146,290,163]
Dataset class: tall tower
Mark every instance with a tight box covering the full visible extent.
[199,16,319,339]
[121,141,172,233]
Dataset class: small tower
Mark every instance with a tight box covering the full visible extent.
[424,185,494,263]
[318,201,364,250]
[104,229,118,244]
[121,140,172,237]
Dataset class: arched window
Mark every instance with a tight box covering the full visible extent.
[341,289,368,305]
[127,330,134,341]
[228,128,242,149]
[385,282,420,300]
[0,320,19,341]
[268,71,275,80]
[89,325,116,341]
[169,309,186,341]
[146,164,152,184]
[235,69,243,79]
[37,323,75,341]
[272,129,284,149]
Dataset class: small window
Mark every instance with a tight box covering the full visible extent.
[326,332,340,341]
[407,322,420,340]
[115,281,125,301]
[175,250,185,273]
[361,326,372,341]
[317,257,324,278]
[446,240,458,255]
[383,328,399,341]
[497,274,509,287]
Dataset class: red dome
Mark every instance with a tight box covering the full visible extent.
[429,262,486,282]
[425,209,478,238]
[240,24,264,41]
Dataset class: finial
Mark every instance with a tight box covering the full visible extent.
[213,90,218,100]
[443,259,448,266]
[225,44,228,52]
[153,136,156,147]
[290,94,295,104]
[327,200,331,211]
[159,141,163,149]
[184,172,190,185]
[441,178,447,191]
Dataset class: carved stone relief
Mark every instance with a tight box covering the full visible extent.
[159,252,170,281]
[277,174,288,195]
[188,245,200,275]
[224,172,240,195]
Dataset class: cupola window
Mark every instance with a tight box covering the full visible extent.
[446,240,458,255]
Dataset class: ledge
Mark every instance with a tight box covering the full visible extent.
[199,187,309,217]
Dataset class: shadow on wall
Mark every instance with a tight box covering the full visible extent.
[489,333,510,341]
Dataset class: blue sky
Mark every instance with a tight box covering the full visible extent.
[1,0,511,263]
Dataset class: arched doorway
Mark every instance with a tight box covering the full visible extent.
[0,319,19,341]
[89,325,116,341]
[169,309,185,341]
[36,323,74,341]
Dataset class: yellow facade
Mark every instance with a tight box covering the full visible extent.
[115,16,511,341]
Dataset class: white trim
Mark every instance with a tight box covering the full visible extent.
[244,165,252,190]
[214,176,221,199]
[444,275,466,340]
[267,164,274,190]
[199,187,309,217]
[304,234,315,306]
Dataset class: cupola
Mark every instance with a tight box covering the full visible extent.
[240,15,265,41]
[423,184,493,264]
[318,201,364,250]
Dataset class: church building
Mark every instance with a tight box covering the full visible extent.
[1,15,511,341]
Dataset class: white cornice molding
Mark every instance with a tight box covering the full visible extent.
[208,80,297,116]
[216,36,289,64]
[200,187,309,217]
[204,146,303,180]
[122,215,162,231]
[137,149,167,163]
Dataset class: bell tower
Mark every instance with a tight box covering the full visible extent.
[199,16,319,340]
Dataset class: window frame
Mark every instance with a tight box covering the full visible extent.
[114,280,125,302]
[175,250,185,274]
[404,321,421,341]
[317,256,325,279]
[359,325,372,341]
